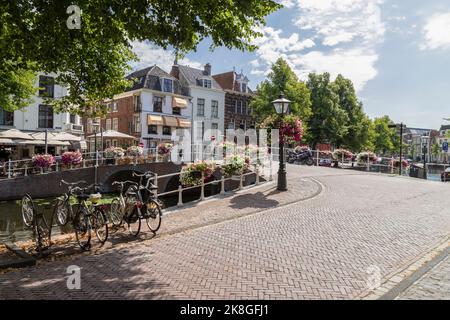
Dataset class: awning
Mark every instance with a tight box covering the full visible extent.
[163,116,178,127]
[147,115,164,125]
[173,97,188,108]
[0,138,15,145]
[16,140,46,146]
[177,119,191,128]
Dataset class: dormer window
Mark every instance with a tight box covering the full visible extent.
[203,79,212,88]
[163,78,173,93]
[241,82,247,93]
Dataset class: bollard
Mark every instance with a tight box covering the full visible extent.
[200,172,205,201]
[269,156,273,181]
[316,150,319,166]
[177,185,183,206]
[24,165,28,177]
[255,166,260,185]
[220,175,225,195]
[8,159,12,179]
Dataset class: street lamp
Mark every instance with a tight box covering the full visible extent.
[421,136,428,180]
[388,122,406,175]
[92,119,100,185]
[272,93,291,191]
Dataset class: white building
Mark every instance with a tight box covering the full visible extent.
[171,62,225,150]
[0,73,84,158]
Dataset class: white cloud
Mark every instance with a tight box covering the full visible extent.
[130,41,202,72]
[421,12,450,50]
[251,0,385,92]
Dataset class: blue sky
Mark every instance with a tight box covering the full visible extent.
[130,0,450,129]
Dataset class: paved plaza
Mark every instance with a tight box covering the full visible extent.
[1,165,449,299]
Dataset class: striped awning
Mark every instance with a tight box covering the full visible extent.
[173,97,188,108]
[177,119,191,128]
[163,116,178,127]
[147,114,164,125]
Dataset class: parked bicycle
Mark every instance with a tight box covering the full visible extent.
[110,171,162,236]
[109,180,138,227]
[21,194,54,256]
[56,180,109,250]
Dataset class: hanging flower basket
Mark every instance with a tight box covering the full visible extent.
[126,145,144,157]
[260,114,304,144]
[180,161,215,186]
[332,149,353,160]
[61,151,83,168]
[32,154,55,170]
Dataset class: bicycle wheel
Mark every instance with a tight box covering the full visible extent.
[126,207,141,237]
[74,207,91,250]
[109,198,123,227]
[92,207,108,245]
[22,194,35,228]
[35,214,51,254]
[55,198,71,226]
[145,199,162,233]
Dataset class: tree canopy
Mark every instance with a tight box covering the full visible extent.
[0,0,281,115]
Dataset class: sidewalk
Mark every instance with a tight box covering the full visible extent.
[8,177,322,265]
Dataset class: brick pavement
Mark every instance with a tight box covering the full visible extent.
[1,165,449,299]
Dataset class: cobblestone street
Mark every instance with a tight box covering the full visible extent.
[1,165,449,299]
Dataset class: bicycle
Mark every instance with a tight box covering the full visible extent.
[122,171,163,236]
[21,194,54,256]
[108,180,137,228]
[55,180,87,226]
[56,180,109,250]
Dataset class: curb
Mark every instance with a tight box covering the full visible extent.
[0,242,36,269]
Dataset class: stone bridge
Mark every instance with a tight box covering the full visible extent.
[0,162,184,201]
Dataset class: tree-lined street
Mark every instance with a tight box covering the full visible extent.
[1,165,449,299]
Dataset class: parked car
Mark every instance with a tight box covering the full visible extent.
[441,167,450,182]
[318,158,332,167]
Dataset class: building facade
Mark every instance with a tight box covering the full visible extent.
[213,70,255,136]
[0,73,84,158]
[84,65,192,152]
[171,63,225,145]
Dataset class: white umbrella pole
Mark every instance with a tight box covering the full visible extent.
[45,129,48,154]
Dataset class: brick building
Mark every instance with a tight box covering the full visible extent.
[213,70,255,136]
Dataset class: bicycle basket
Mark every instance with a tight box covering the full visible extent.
[89,193,102,204]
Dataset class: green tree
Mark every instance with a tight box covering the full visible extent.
[432,143,440,160]
[371,116,398,155]
[332,75,371,152]
[306,73,348,148]
[251,58,312,125]
[0,0,281,115]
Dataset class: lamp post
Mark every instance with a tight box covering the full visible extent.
[421,136,428,180]
[272,93,291,191]
[388,122,406,175]
[92,120,100,185]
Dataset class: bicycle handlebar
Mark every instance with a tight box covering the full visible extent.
[60,179,87,187]
[132,171,155,178]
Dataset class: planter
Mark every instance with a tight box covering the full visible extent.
[105,158,115,165]
[231,174,241,181]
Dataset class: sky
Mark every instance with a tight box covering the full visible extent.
[129,0,450,130]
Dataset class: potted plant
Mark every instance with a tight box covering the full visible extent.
[221,155,248,180]
[61,151,83,168]
[104,147,125,165]
[126,145,144,157]
[157,143,173,161]
[180,161,215,186]
[356,151,377,165]
[32,154,55,172]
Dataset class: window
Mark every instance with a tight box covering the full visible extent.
[172,107,181,115]
[228,121,235,129]
[133,115,141,133]
[134,95,141,112]
[148,125,158,134]
[197,98,205,116]
[38,104,54,128]
[112,101,118,112]
[162,126,171,135]
[86,119,93,134]
[0,109,14,126]
[69,114,76,124]
[112,140,118,147]
[237,101,242,114]
[241,82,247,93]
[196,122,204,140]
[39,76,54,98]
[247,104,252,115]
[242,101,246,115]
[211,123,218,132]
[163,79,173,93]
[211,100,219,118]
[106,119,112,130]
[203,79,212,88]
[112,118,119,131]
[153,96,163,113]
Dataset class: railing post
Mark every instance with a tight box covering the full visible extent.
[83,159,86,168]
[255,165,260,185]
[220,175,225,195]
[56,161,59,172]
[153,173,158,198]
[200,172,205,201]
[24,164,28,177]
[177,185,183,206]
[7,159,12,179]
[239,172,244,190]
[367,155,370,171]
[95,151,99,167]
[269,156,273,181]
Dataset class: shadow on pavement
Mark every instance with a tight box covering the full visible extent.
[228,191,279,210]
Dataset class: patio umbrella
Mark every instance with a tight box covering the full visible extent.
[87,130,137,140]
[16,140,47,146]
[0,129,34,140]
[30,132,57,140]
[0,138,15,145]
[51,132,81,142]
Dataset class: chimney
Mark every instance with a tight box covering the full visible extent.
[204,63,212,76]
